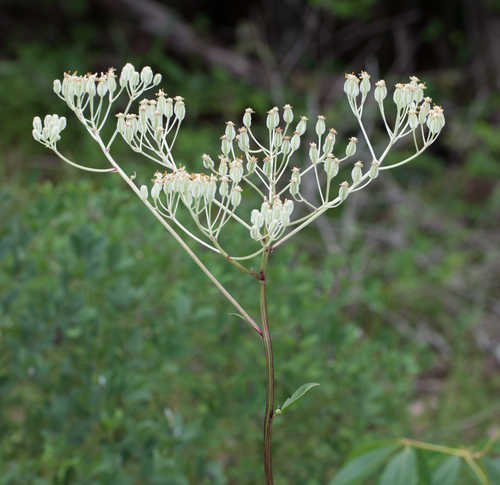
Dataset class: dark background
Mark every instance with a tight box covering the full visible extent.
[1,1,499,484]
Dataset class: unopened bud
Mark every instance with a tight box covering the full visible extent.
[140,66,153,85]
[344,73,360,98]
[359,71,371,96]
[283,104,294,124]
[324,155,339,180]
[266,107,279,130]
[315,115,326,137]
[351,161,363,184]
[369,160,379,179]
[140,184,149,201]
[345,137,358,157]
[53,79,62,95]
[374,80,387,103]
[296,116,308,136]
[339,181,349,201]
[243,107,254,128]
[202,153,214,170]
[230,185,242,208]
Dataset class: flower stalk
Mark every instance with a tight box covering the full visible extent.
[32,63,446,483]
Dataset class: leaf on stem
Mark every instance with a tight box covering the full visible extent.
[275,382,320,415]
[379,446,418,485]
[329,444,399,485]
[431,455,461,485]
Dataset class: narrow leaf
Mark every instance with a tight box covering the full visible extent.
[277,382,320,414]
[329,444,399,485]
[379,446,418,485]
[432,455,461,485]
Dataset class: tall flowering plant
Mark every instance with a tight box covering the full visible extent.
[34,64,449,484]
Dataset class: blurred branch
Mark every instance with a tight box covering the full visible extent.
[99,0,266,84]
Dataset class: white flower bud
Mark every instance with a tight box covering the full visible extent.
[251,209,264,228]
[261,201,272,226]
[97,80,108,97]
[220,135,231,156]
[281,136,291,155]
[344,73,360,98]
[290,167,301,196]
[174,96,185,121]
[165,98,174,119]
[237,127,250,152]
[266,107,279,130]
[374,80,387,103]
[206,176,217,203]
[309,143,319,164]
[140,66,153,85]
[157,92,167,115]
[116,113,126,133]
[140,184,148,201]
[225,121,236,141]
[107,73,117,94]
[219,176,229,197]
[58,116,67,131]
[290,131,301,152]
[229,159,244,184]
[273,127,283,148]
[296,116,308,135]
[202,153,214,170]
[323,128,337,154]
[323,155,339,180]
[33,116,42,133]
[151,182,162,200]
[250,225,261,241]
[230,185,242,208]
[283,104,294,124]
[351,161,363,184]
[393,83,405,108]
[359,71,371,96]
[119,63,134,87]
[283,199,294,216]
[419,98,431,124]
[369,160,379,179]
[246,156,257,174]
[218,156,228,177]
[427,106,445,134]
[339,181,349,201]
[243,107,254,128]
[153,73,162,86]
[408,110,418,130]
[138,107,148,133]
[345,136,358,157]
[129,71,140,91]
[315,115,326,136]
[53,79,62,95]
[263,157,272,178]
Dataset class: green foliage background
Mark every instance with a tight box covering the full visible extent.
[1,0,499,483]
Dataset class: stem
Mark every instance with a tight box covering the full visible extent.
[259,249,274,485]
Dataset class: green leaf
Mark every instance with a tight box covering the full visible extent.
[482,457,500,482]
[329,444,399,485]
[379,446,418,485]
[432,456,461,485]
[276,382,320,415]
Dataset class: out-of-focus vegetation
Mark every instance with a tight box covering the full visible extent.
[1,0,499,483]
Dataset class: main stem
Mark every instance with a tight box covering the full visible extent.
[259,250,274,485]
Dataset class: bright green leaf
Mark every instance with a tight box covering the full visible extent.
[329,444,399,485]
[379,446,418,485]
[432,455,461,485]
[276,382,320,415]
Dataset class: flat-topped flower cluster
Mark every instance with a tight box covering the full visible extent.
[33,63,445,261]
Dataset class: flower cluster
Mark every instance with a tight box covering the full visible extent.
[32,114,67,147]
[32,63,445,261]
